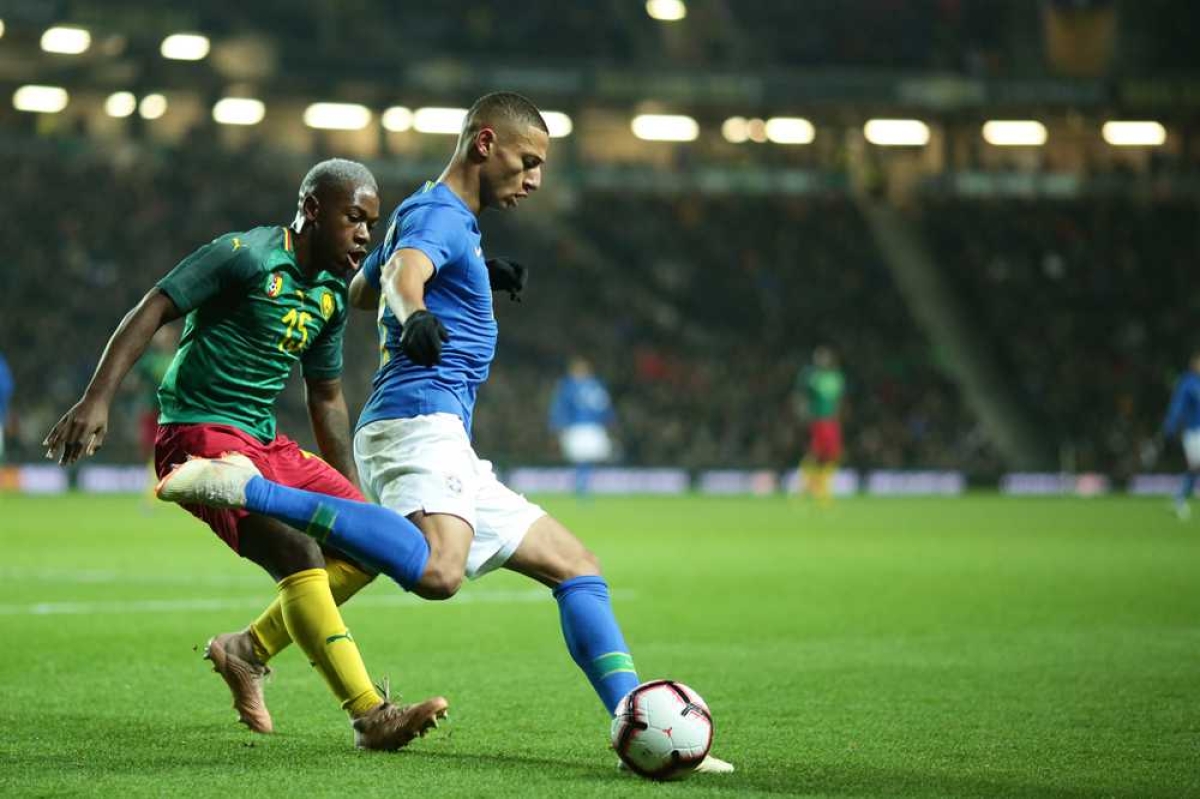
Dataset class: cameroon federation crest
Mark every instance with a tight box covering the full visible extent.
[320,291,335,319]
[265,273,284,298]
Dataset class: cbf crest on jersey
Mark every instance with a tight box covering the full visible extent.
[265,273,284,298]
[320,291,335,319]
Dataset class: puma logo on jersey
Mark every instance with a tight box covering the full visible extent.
[231,238,243,251]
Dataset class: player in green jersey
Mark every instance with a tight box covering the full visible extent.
[43,159,447,749]
[795,345,846,505]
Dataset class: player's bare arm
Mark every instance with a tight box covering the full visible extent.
[44,289,180,464]
[304,375,359,489]
[383,248,448,367]
[381,248,435,320]
[348,268,380,311]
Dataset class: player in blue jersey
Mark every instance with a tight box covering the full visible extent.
[550,357,615,496]
[0,351,12,461]
[159,92,733,774]
[1162,351,1200,520]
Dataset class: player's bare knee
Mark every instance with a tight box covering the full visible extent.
[416,563,464,600]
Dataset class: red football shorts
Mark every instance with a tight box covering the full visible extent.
[154,423,364,552]
[808,419,843,463]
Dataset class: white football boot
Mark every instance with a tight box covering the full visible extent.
[616,753,735,776]
[155,452,259,509]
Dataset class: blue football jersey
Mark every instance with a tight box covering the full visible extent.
[550,376,614,431]
[358,182,496,435]
[1164,372,1200,435]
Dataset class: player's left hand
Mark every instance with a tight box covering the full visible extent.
[485,258,527,302]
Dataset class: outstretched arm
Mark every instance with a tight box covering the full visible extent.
[381,248,435,321]
[44,289,180,464]
[304,376,360,489]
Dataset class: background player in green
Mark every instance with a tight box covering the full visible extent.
[795,345,846,505]
[43,158,447,749]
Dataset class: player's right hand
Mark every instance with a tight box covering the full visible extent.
[400,310,449,367]
[43,396,110,465]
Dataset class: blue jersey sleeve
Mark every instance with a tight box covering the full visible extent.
[1164,375,1197,436]
[398,205,465,274]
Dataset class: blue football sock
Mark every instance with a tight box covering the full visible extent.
[553,575,639,715]
[1179,471,1198,504]
[574,464,593,496]
[243,477,429,591]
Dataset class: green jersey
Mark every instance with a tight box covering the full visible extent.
[134,349,174,409]
[155,226,348,442]
[798,366,845,420]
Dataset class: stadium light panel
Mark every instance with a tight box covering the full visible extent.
[646,0,687,22]
[41,26,91,54]
[631,114,699,142]
[0,20,6,39]
[864,118,930,146]
[213,97,265,126]
[746,118,768,143]
[13,85,68,113]
[104,91,137,118]
[382,106,414,132]
[982,120,1047,147]
[542,111,573,138]
[1101,121,1166,147]
[414,107,467,134]
[722,117,749,143]
[304,102,372,131]
[139,93,167,120]
[161,33,210,61]
[765,117,815,145]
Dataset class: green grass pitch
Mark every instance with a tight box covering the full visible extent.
[2,493,1198,797]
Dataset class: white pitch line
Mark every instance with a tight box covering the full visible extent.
[0,588,635,617]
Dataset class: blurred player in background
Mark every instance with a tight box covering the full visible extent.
[0,350,12,462]
[1162,350,1200,520]
[44,159,447,749]
[795,345,845,505]
[160,92,732,773]
[550,356,615,496]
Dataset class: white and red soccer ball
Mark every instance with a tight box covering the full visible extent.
[610,680,714,781]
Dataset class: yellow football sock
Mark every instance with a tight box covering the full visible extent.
[277,568,382,717]
[817,463,838,503]
[248,557,375,663]
[800,458,817,497]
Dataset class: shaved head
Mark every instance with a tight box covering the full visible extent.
[462,92,547,140]
[297,158,377,207]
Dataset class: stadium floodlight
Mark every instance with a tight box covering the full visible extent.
[646,0,687,22]
[304,102,372,131]
[41,25,91,54]
[13,85,69,113]
[982,120,1047,147]
[765,117,815,145]
[104,91,137,118]
[139,93,167,120]
[864,118,930,146]
[414,107,467,134]
[160,33,210,61]
[382,106,414,132]
[213,97,265,126]
[1101,121,1166,147]
[0,19,6,39]
[542,111,573,138]
[745,118,767,143]
[722,117,749,143]
[631,114,699,142]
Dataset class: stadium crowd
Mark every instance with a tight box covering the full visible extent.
[920,197,1198,476]
[1,141,995,473]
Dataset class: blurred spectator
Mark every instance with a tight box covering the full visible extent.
[549,356,616,495]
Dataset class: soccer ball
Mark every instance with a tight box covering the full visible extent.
[611,680,713,780]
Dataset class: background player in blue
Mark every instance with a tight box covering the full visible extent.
[1162,351,1200,520]
[550,357,615,496]
[161,92,733,774]
[0,350,12,462]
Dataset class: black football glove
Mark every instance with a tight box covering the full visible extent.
[400,310,449,367]
[486,258,528,302]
